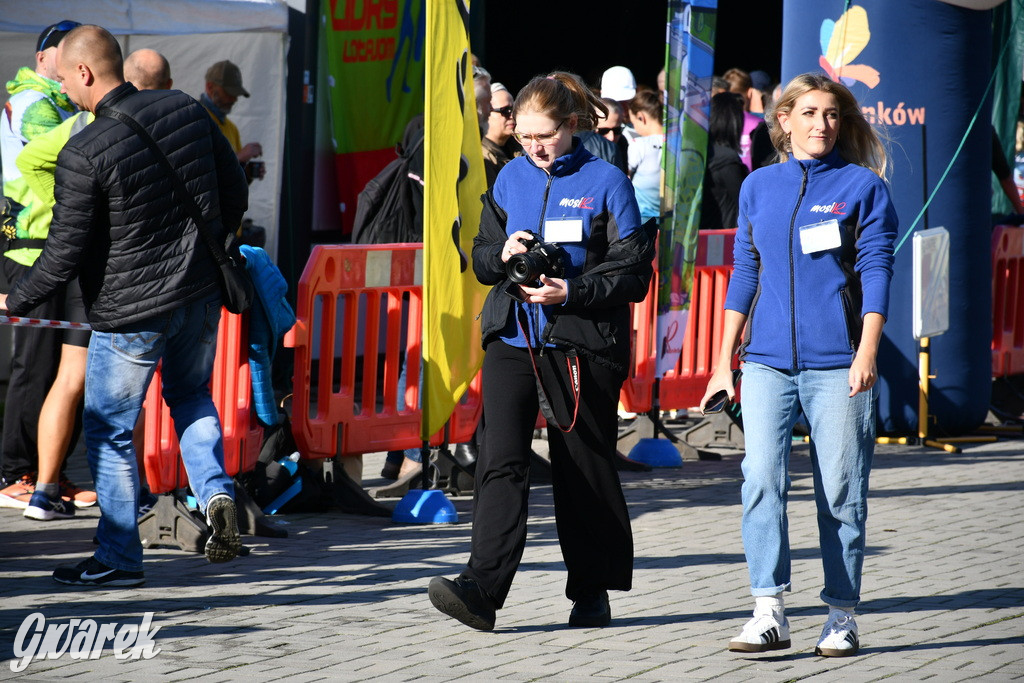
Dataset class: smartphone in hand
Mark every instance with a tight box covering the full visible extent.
[703,389,729,414]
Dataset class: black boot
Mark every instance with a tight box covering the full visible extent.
[568,590,611,627]
[452,441,477,472]
[428,575,496,631]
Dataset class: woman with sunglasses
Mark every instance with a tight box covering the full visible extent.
[428,71,654,631]
[481,83,521,187]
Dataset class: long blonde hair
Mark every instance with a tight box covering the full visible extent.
[768,73,890,178]
[514,71,607,132]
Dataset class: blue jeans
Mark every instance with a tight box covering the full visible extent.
[386,352,422,464]
[85,293,233,572]
[738,361,875,609]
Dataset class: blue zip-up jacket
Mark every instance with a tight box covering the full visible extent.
[472,138,652,372]
[725,149,897,370]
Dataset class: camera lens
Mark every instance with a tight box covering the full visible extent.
[507,253,540,284]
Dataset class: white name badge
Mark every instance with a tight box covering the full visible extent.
[544,218,583,243]
[799,218,842,254]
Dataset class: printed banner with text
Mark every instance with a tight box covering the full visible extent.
[323,0,425,232]
[658,0,716,376]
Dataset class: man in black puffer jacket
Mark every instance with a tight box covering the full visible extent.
[3,25,249,587]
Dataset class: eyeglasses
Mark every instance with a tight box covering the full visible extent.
[513,120,564,146]
[492,105,514,119]
[597,124,622,137]
[37,20,81,52]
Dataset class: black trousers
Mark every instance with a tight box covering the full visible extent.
[464,340,633,608]
[0,258,73,482]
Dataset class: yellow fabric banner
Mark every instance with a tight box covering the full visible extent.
[422,1,488,438]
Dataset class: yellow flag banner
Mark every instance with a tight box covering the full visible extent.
[422,0,488,438]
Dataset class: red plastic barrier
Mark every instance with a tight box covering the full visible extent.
[142,309,263,494]
[992,225,1024,377]
[620,229,737,414]
[287,244,481,460]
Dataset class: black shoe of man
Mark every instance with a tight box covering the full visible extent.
[568,590,611,627]
[428,575,496,631]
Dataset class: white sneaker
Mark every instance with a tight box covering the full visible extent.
[816,610,859,657]
[728,609,791,652]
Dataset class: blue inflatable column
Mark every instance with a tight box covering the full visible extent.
[781,0,994,433]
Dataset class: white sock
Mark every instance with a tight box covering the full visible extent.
[755,594,785,616]
[828,606,855,619]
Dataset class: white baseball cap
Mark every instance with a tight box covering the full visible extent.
[601,66,637,101]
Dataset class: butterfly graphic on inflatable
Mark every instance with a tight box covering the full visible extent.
[819,6,880,89]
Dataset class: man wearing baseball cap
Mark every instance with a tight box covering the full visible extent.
[201,59,264,182]
[0,19,93,512]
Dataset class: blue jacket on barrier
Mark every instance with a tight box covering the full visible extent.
[240,245,296,426]
[725,149,898,371]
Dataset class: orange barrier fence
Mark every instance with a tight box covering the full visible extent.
[286,244,481,460]
[142,309,263,494]
[992,224,1024,377]
[620,230,737,414]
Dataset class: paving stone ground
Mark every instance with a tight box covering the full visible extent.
[1,423,1022,682]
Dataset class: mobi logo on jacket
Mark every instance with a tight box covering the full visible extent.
[558,197,595,210]
[809,202,847,215]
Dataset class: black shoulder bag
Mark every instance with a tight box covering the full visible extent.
[98,106,254,314]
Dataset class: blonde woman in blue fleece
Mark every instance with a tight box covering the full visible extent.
[701,73,897,658]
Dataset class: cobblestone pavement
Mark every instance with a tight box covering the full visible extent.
[1,426,1022,681]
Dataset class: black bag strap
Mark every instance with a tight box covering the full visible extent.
[97,106,230,266]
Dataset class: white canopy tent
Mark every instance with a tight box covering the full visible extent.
[0,0,290,260]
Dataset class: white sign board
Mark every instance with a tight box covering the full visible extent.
[912,227,950,339]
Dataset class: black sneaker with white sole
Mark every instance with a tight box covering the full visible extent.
[53,556,145,587]
[204,493,241,563]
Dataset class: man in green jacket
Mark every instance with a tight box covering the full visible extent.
[0,20,91,512]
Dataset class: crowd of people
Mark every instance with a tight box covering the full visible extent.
[0,21,267,584]
[1,20,915,659]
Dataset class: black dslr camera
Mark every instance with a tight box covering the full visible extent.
[506,231,565,286]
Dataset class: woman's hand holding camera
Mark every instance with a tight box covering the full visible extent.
[519,275,567,305]
[501,231,535,263]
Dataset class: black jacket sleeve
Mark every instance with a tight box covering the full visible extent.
[472,190,510,286]
[562,217,656,309]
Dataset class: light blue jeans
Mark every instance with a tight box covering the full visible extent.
[85,293,234,572]
[738,361,875,609]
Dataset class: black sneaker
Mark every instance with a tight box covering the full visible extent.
[568,590,611,627]
[204,493,241,563]
[53,556,145,587]
[427,576,496,631]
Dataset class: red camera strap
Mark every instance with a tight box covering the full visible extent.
[516,307,580,433]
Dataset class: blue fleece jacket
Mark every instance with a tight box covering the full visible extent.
[490,138,642,348]
[725,149,897,370]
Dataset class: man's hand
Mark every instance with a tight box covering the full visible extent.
[237,142,263,165]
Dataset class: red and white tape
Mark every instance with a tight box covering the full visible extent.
[0,315,91,331]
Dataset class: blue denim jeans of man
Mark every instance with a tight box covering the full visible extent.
[738,361,876,610]
[84,293,234,572]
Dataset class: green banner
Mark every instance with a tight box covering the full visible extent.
[323,0,426,153]
[658,0,717,375]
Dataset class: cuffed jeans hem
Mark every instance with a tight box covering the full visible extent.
[751,584,791,597]
[820,591,859,610]
[93,551,144,574]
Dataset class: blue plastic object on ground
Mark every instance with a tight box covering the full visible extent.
[627,438,683,467]
[392,489,459,524]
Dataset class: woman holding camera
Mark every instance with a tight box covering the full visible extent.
[700,73,897,657]
[428,71,654,631]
